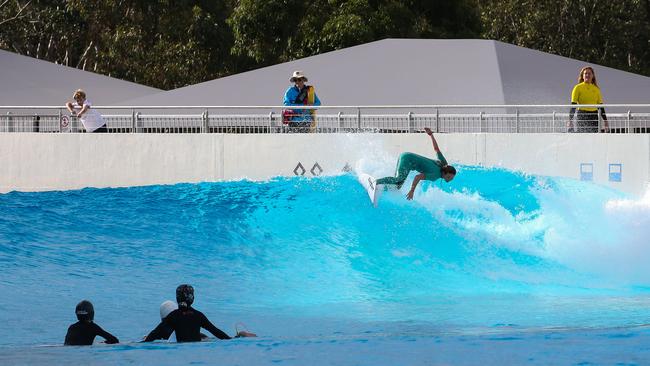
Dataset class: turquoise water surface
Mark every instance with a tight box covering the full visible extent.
[1,167,650,365]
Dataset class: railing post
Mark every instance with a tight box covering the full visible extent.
[408,111,413,133]
[515,108,520,133]
[58,109,62,133]
[203,109,209,133]
[31,114,39,132]
[552,110,556,132]
[131,109,136,133]
[480,111,484,132]
[6,112,11,133]
[357,108,361,132]
[598,108,602,133]
[627,110,631,133]
[337,111,342,132]
[435,108,439,133]
[74,114,80,133]
[268,111,274,133]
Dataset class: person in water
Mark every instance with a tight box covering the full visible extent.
[376,127,456,200]
[64,300,119,346]
[143,300,209,342]
[143,284,256,342]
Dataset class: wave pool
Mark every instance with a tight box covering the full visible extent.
[1,166,650,365]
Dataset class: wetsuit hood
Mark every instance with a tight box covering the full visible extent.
[176,284,194,308]
[75,300,94,322]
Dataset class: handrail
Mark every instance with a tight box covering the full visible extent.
[2,104,650,110]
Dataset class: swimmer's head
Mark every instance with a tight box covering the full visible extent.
[75,300,94,322]
[160,300,178,320]
[176,284,194,309]
[442,165,456,182]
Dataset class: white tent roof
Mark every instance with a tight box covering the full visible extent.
[0,49,161,106]
[123,39,650,108]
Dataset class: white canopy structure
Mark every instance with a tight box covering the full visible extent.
[0,49,160,106]
[122,39,650,107]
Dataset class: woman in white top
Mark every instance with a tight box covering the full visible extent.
[65,89,107,133]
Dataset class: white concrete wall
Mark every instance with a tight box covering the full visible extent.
[0,134,223,191]
[1,133,648,196]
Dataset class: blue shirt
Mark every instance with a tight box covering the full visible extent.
[283,85,321,122]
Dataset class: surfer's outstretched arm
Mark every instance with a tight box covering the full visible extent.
[407,173,425,200]
[424,128,441,153]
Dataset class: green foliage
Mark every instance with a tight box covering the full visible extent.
[1,0,481,89]
[229,0,482,65]
[62,0,235,89]
[3,0,648,90]
[1,0,236,89]
[229,0,301,66]
[0,0,86,65]
[479,0,650,76]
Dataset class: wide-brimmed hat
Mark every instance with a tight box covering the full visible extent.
[290,71,308,82]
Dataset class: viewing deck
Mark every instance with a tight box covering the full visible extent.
[2,104,649,134]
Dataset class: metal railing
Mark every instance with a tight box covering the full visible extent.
[1,105,649,134]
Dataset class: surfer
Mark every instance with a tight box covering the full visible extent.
[143,284,256,342]
[64,300,119,346]
[376,128,456,200]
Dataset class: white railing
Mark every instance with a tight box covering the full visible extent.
[1,105,649,133]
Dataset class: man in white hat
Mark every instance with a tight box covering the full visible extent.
[283,71,321,132]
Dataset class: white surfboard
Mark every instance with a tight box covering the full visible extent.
[357,173,380,207]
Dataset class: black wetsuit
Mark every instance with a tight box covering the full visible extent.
[64,321,119,346]
[143,307,230,342]
[142,321,209,342]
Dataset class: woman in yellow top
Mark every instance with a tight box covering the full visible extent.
[569,66,609,133]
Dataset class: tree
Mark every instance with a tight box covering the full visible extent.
[1,0,238,89]
[0,0,87,66]
[229,0,482,66]
[479,0,650,76]
[66,0,237,89]
[0,0,31,26]
[7,0,647,90]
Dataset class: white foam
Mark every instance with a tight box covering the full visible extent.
[410,177,650,287]
[342,134,398,178]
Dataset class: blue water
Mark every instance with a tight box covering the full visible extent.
[1,167,650,365]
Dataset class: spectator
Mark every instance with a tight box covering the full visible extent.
[569,66,609,133]
[64,300,119,346]
[65,89,108,133]
[283,71,321,132]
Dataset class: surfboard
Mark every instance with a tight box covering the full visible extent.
[357,173,380,207]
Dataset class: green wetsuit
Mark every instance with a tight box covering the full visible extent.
[376,152,447,187]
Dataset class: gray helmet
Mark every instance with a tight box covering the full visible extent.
[75,300,94,322]
[160,300,178,319]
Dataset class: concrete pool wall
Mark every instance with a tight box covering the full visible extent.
[1,133,648,196]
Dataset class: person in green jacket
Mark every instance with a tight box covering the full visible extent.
[377,128,456,200]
